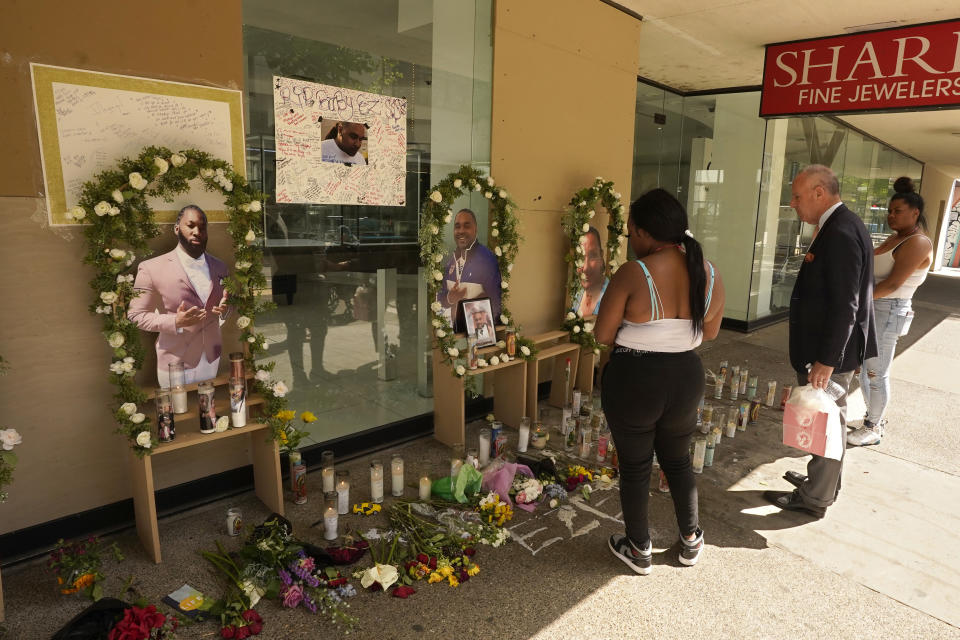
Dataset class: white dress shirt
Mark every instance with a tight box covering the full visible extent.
[176,243,213,304]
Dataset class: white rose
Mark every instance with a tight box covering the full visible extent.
[112,189,124,203]
[447,347,459,358]
[497,340,506,348]
[491,228,500,238]
[223,181,233,192]
[255,369,271,382]
[501,280,509,290]
[589,210,596,219]
[473,183,481,192]
[131,412,146,424]
[490,356,500,366]
[170,153,187,167]
[215,167,225,176]
[120,402,137,415]
[520,345,531,356]
[507,263,513,273]
[109,206,120,216]
[433,270,443,281]
[200,168,214,178]
[582,223,589,232]
[614,192,621,200]
[109,248,126,259]
[501,354,510,362]
[436,329,446,338]
[579,200,586,207]
[549,498,559,509]
[272,381,289,397]
[240,203,250,213]
[247,336,256,343]
[491,220,498,227]
[68,205,86,221]
[584,322,595,333]
[249,200,262,212]
[0,429,21,451]
[455,365,466,376]
[121,361,134,373]
[431,301,443,313]
[566,312,576,321]
[453,179,462,188]
[444,214,451,224]
[124,356,135,363]
[576,245,584,255]
[108,332,125,348]
[575,259,584,268]
[109,362,124,374]
[484,191,492,199]
[478,359,488,367]
[236,316,251,329]
[573,325,581,333]
[100,291,118,304]
[499,190,506,199]
[128,172,147,190]
[433,254,443,263]
[235,260,250,270]
[500,314,509,324]
[244,229,256,244]
[135,431,152,448]
[94,201,111,216]
[215,416,230,432]
[154,157,169,174]
[487,176,495,186]
[494,246,502,257]
[430,190,443,203]
[432,318,441,328]
[429,224,439,235]
[594,348,601,355]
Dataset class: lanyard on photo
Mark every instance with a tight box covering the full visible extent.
[455,239,477,284]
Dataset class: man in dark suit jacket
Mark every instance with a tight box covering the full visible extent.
[765,164,878,518]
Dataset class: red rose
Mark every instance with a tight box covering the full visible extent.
[249,621,263,635]
[235,626,251,640]
[391,585,416,599]
[327,577,348,588]
[463,547,476,556]
[416,553,428,564]
[221,625,236,639]
[428,556,437,570]
[241,609,262,624]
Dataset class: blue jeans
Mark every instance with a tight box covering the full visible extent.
[858,297,913,424]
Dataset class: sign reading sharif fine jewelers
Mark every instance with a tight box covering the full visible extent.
[760,18,960,117]
[273,76,407,206]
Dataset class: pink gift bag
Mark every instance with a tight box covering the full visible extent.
[782,385,843,460]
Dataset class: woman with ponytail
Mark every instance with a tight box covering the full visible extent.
[595,188,725,575]
[848,177,932,447]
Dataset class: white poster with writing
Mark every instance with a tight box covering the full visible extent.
[273,76,407,206]
[31,64,244,225]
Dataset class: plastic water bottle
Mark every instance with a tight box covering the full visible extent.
[805,364,846,401]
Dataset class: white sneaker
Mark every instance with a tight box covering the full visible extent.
[847,421,884,446]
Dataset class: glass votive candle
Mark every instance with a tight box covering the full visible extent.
[518,416,530,453]
[391,454,404,497]
[370,460,384,504]
[419,475,431,501]
[229,352,245,380]
[168,362,188,413]
[197,381,216,434]
[229,376,247,428]
[321,450,335,493]
[465,448,479,469]
[323,505,338,541]
[155,387,176,443]
[324,490,338,512]
[336,470,350,515]
[478,428,491,466]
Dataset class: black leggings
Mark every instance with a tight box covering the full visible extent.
[601,348,704,546]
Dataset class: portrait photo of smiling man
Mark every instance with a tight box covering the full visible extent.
[437,208,501,322]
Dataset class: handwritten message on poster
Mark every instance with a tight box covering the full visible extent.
[31,64,244,225]
[273,76,407,207]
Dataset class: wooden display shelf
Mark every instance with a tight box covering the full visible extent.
[528,329,570,346]
[142,372,254,399]
[129,377,282,564]
[527,342,581,420]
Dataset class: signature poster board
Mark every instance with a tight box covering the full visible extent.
[273,76,406,206]
[31,64,244,225]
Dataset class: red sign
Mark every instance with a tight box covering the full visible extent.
[760,19,960,117]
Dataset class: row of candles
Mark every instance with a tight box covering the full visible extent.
[317,451,432,541]
[154,354,249,442]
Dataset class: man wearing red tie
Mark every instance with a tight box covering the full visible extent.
[128,205,230,386]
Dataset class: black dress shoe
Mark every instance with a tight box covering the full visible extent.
[763,490,826,519]
[783,471,807,488]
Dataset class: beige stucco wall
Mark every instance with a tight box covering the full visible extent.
[490,0,642,334]
[0,0,246,534]
[919,164,958,270]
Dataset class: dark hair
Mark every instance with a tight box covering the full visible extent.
[176,204,207,224]
[629,189,706,336]
[889,176,927,231]
[456,208,477,224]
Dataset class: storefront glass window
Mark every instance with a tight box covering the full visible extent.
[242,0,493,444]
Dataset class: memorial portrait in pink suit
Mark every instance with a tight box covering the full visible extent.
[127,205,231,386]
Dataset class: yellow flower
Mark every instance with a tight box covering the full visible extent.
[275,410,296,421]
[428,572,443,584]
[300,411,317,423]
[438,566,453,578]
[448,575,460,588]
[279,431,288,443]
[467,565,480,576]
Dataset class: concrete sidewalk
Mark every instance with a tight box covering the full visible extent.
[2,276,959,639]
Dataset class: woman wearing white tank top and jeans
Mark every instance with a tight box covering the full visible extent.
[849,178,932,447]
[595,189,725,575]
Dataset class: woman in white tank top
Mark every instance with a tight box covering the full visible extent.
[849,178,932,447]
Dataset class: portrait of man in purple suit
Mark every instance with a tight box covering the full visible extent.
[128,205,231,387]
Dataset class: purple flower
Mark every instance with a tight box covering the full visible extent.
[278,568,292,587]
[281,584,304,608]
[303,593,317,614]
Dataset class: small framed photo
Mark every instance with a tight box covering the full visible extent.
[460,297,497,347]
